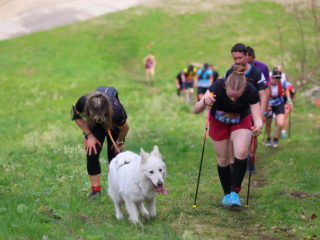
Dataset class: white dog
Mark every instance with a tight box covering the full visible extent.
[108,145,167,224]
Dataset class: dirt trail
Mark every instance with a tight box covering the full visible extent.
[0,0,310,41]
[0,0,148,41]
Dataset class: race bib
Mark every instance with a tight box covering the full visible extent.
[214,110,240,124]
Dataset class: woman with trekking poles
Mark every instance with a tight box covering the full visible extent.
[71,86,129,200]
[193,65,263,207]
[264,68,292,147]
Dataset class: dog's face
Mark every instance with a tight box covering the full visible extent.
[140,145,167,193]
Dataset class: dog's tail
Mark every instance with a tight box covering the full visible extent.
[110,151,138,170]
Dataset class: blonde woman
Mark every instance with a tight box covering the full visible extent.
[194,66,262,207]
[143,54,156,85]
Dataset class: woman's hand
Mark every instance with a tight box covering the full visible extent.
[203,92,216,107]
[288,102,293,110]
[252,125,262,136]
[84,134,101,155]
[194,90,215,114]
[112,143,124,153]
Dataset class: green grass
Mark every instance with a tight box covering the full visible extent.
[0,0,319,239]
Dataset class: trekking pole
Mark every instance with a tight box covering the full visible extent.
[192,109,210,209]
[246,136,257,207]
[193,94,214,209]
[288,110,291,138]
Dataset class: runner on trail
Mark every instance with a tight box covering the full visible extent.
[282,82,295,138]
[194,63,214,101]
[225,43,268,174]
[270,65,293,138]
[246,46,270,86]
[143,54,156,85]
[209,64,220,82]
[194,65,263,207]
[246,46,270,172]
[264,69,292,147]
[175,65,198,102]
[71,87,129,199]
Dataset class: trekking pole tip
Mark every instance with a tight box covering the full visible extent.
[192,204,197,209]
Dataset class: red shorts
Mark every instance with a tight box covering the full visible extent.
[209,113,253,141]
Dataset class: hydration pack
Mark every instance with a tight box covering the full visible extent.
[95,86,118,103]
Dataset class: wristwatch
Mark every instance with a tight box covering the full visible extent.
[116,140,125,145]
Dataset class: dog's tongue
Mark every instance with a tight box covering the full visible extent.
[160,188,168,195]
[156,186,168,195]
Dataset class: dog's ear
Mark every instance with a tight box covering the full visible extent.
[151,145,162,158]
[140,148,149,164]
[163,166,167,178]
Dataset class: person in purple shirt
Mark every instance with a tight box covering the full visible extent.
[246,46,270,86]
[246,46,270,174]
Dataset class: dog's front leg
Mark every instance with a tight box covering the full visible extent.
[114,201,123,220]
[125,200,139,224]
[139,203,150,219]
[148,197,157,218]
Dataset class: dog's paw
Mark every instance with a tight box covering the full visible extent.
[116,214,124,220]
[128,217,139,224]
[141,211,150,219]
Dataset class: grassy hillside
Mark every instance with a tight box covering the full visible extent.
[0,0,319,239]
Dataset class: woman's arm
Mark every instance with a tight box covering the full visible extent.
[74,118,91,136]
[193,75,199,89]
[258,89,268,123]
[250,102,263,136]
[193,90,215,114]
[116,120,129,143]
[74,118,101,155]
[114,120,129,152]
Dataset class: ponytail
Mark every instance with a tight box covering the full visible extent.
[225,65,247,92]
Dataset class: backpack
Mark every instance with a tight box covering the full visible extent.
[95,86,118,103]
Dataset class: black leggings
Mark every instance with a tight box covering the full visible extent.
[86,124,120,175]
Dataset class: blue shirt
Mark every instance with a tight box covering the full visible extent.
[197,68,213,88]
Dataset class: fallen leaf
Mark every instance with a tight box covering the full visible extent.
[78,213,89,222]
[280,227,289,232]
[287,234,296,238]
[311,213,317,220]
[291,191,312,198]
[301,215,307,221]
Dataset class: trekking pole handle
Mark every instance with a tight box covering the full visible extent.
[205,93,215,129]
[249,136,257,162]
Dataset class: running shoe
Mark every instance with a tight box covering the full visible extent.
[229,192,241,207]
[264,139,272,147]
[272,140,279,148]
[88,190,101,200]
[221,194,231,205]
